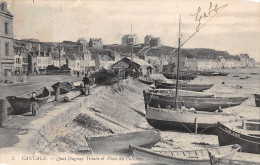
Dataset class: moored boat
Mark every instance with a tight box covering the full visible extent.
[155,81,213,92]
[145,106,240,132]
[163,72,197,80]
[52,81,75,94]
[138,76,154,85]
[6,87,51,115]
[217,120,260,154]
[254,94,260,107]
[85,129,161,155]
[181,97,248,112]
[143,89,214,109]
[129,144,241,165]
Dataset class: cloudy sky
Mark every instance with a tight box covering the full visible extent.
[5,0,260,61]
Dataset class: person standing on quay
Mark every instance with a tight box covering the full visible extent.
[82,74,93,95]
[30,92,39,116]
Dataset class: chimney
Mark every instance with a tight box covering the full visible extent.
[36,44,41,51]
[1,2,7,12]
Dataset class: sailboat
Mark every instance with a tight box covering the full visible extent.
[145,16,241,133]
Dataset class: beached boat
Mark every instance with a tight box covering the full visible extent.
[143,89,214,109]
[217,120,260,154]
[251,73,259,75]
[181,97,248,112]
[129,144,241,165]
[85,130,161,155]
[155,81,213,92]
[233,75,239,77]
[145,106,240,132]
[138,76,154,85]
[199,71,215,76]
[210,157,259,165]
[163,72,197,80]
[6,87,51,115]
[254,94,260,107]
[52,81,75,94]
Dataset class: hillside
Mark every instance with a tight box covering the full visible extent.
[104,44,242,61]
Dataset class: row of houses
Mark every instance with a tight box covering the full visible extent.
[184,56,256,70]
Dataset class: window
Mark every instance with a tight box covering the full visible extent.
[16,58,21,64]
[5,42,9,56]
[5,22,8,35]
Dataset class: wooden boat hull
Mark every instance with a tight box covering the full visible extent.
[155,82,213,92]
[163,72,197,80]
[182,97,248,112]
[129,145,240,165]
[217,122,260,154]
[254,94,260,107]
[6,87,50,115]
[86,130,161,155]
[145,107,240,132]
[143,90,214,109]
[52,82,75,94]
[138,78,154,85]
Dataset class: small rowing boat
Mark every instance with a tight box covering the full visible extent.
[217,120,260,154]
[155,81,213,92]
[85,129,161,155]
[6,87,50,115]
[52,81,75,94]
[138,76,154,85]
[129,144,241,165]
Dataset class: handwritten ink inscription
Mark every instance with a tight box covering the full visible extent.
[190,2,228,32]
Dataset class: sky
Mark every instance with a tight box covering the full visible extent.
[5,0,260,61]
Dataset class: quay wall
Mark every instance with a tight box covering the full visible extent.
[2,85,106,153]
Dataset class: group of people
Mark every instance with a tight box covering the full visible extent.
[30,74,94,116]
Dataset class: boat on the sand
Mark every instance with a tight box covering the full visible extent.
[6,87,50,115]
[163,72,197,80]
[85,130,161,155]
[143,89,214,109]
[145,106,241,132]
[155,81,213,92]
[181,97,248,112]
[129,144,241,165]
[52,81,76,94]
[210,157,259,165]
[138,76,154,85]
[217,120,260,154]
[254,94,260,107]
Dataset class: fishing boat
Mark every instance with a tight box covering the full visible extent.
[210,157,259,165]
[155,81,213,92]
[163,72,197,80]
[52,81,75,94]
[181,97,248,112]
[217,120,260,154]
[145,17,240,133]
[254,94,260,107]
[143,89,214,109]
[129,144,241,165]
[251,73,258,75]
[85,129,161,155]
[233,75,239,77]
[218,72,229,76]
[199,71,215,76]
[138,76,154,85]
[146,107,240,132]
[6,87,51,115]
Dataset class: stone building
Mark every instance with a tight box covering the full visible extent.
[150,37,161,47]
[144,35,153,45]
[0,2,14,82]
[121,34,138,45]
[89,38,103,49]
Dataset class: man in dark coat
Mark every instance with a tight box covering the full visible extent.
[82,74,93,95]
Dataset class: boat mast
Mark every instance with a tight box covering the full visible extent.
[174,15,181,110]
[130,24,133,76]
